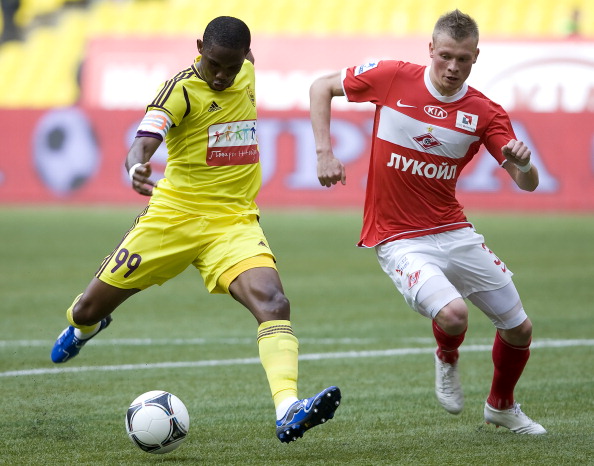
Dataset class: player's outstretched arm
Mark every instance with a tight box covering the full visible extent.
[125,136,161,196]
[310,72,347,187]
[502,139,539,192]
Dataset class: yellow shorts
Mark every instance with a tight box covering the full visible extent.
[95,203,276,294]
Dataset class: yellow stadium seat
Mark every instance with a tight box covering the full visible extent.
[0,41,25,106]
[15,0,69,28]
[0,0,591,107]
[572,0,593,36]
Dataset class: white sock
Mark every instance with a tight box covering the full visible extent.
[74,323,101,340]
[276,396,299,420]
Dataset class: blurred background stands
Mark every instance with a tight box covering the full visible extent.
[0,0,591,108]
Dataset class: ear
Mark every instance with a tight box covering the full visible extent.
[246,48,255,65]
[196,39,203,54]
[473,47,480,64]
[428,41,435,58]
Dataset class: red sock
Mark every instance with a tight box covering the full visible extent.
[487,331,530,410]
[432,320,466,364]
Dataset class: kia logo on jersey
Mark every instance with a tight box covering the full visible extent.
[424,105,448,119]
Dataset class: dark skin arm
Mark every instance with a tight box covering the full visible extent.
[125,136,162,196]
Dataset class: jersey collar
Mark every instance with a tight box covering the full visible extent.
[424,66,468,103]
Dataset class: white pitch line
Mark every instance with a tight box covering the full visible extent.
[1,339,592,378]
[0,337,375,348]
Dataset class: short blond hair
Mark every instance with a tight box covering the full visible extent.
[433,9,479,43]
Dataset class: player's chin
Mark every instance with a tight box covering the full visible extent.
[210,81,231,91]
[444,77,460,89]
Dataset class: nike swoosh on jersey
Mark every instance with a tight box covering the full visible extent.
[396,99,416,108]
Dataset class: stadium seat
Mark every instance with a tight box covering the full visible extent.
[15,0,75,29]
[0,0,591,107]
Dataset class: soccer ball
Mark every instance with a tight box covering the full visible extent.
[125,390,190,454]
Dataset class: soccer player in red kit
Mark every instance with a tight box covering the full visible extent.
[309,9,545,434]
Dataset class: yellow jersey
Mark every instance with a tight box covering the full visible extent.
[147,56,260,216]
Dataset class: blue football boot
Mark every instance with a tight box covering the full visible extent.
[276,386,341,443]
[50,316,112,363]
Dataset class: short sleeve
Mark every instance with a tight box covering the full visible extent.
[146,79,190,127]
[342,60,401,106]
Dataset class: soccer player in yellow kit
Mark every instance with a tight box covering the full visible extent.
[50,16,340,443]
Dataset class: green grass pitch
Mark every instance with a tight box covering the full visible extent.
[0,207,593,464]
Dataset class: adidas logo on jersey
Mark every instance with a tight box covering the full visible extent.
[208,101,222,112]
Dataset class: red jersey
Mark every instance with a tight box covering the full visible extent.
[342,61,514,247]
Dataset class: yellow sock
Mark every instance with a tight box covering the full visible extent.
[66,294,99,334]
[257,320,299,409]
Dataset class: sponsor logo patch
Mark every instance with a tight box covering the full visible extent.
[246,87,255,107]
[208,101,222,112]
[354,62,378,76]
[395,256,409,276]
[456,111,478,132]
[207,120,259,166]
[396,99,416,108]
[408,270,421,289]
[424,105,448,119]
[413,133,442,150]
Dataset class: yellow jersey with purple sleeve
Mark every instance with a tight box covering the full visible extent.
[146,56,260,216]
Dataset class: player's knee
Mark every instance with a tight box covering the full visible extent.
[249,283,290,322]
[500,317,532,346]
[72,296,103,326]
[261,290,290,320]
[436,298,468,334]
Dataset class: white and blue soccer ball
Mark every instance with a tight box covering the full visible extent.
[125,390,190,454]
